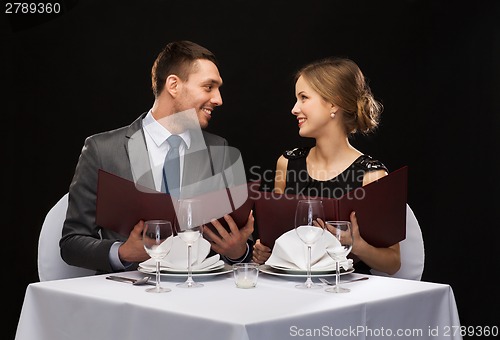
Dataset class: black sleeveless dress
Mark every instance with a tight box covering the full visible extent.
[282,146,388,274]
[282,147,388,198]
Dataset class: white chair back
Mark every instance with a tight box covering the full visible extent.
[38,193,95,281]
[371,204,425,280]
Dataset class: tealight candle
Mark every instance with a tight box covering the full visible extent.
[236,277,256,288]
[233,263,259,289]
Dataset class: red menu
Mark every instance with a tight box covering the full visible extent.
[255,166,408,248]
[95,169,258,236]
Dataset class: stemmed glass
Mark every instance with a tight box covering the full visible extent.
[294,199,326,289]
[176,199,204,288]
[142,220,174,293]
[325,221,354,293]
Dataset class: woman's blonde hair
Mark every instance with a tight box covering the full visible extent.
[296,57,383,135]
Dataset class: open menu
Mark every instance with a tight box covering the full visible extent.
[95,169,258,236]
[255,166,408,248]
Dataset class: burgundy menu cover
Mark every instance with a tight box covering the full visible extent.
[255,166,408,248]
[95,169,258,236]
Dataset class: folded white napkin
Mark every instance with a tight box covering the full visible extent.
[265,230,353,271]
[140,236,222,271]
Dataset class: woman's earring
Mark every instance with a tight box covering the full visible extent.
[330,112,336,119]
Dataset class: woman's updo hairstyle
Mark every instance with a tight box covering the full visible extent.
[296,57,383,135]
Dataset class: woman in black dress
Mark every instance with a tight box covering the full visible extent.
[252,57,401,275]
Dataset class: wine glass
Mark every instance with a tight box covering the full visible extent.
[142,220,174,293]
[175,199,204,288]
[294,199,326,289]
[325,221,354,293]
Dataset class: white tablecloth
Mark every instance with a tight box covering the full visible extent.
[15,271,461,340]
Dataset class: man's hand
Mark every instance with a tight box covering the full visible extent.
[118,220,150,263]
[203,210,254,260]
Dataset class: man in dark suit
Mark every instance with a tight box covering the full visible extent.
[60,41,254,273]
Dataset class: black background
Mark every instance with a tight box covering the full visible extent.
[2,0,499,339]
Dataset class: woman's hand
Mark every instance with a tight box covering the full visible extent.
[252,239,271,264]
[349,211,401,275]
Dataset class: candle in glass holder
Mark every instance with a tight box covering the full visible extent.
[233,263,259,289]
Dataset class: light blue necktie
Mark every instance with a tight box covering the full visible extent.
[161,135,183,196]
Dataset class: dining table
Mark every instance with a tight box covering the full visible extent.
[15,266,462,340]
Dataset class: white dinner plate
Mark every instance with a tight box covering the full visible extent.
[268,263,353,274]
[260,265,354,278]
[138,263,233,277]
[139,259,225,273]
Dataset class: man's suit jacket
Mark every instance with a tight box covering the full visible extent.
[60,113,240,273]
